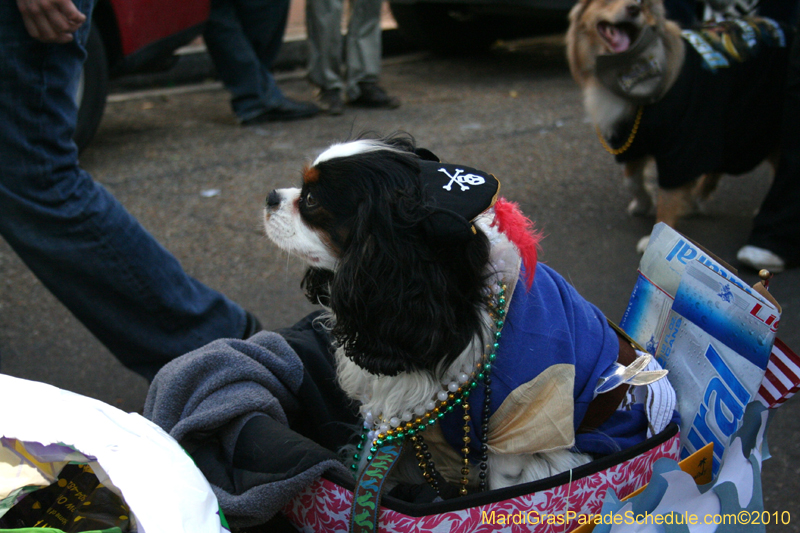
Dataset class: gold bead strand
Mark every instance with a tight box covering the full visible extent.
[459,401,472,495]
[596,106,643,156]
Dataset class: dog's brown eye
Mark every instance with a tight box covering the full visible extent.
[304,192,318,208]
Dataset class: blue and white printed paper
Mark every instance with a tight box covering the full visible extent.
[621,223,772,357]
[656,262,775,473]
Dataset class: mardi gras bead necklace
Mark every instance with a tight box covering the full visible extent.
[352,283,508,496]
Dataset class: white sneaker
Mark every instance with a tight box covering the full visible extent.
[736,245,785,273]
[636,234,651,254]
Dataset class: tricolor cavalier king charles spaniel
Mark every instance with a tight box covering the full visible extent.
[264,134,674,494]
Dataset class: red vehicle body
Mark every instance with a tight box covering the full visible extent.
[111,0,207,55]
[75,0,210,151]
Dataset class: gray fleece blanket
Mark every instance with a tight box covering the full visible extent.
[143,331,351,527]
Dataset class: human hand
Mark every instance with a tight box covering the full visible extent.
[17,0,86,43]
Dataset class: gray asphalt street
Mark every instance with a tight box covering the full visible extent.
[1,33,798,529]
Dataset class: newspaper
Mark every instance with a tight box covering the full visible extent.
[620,223,772,353]
[620,223,779,475]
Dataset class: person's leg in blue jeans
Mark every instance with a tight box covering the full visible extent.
[204,0,319,124]
[0,0,258,382]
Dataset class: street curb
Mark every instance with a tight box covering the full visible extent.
[109,29,415,94]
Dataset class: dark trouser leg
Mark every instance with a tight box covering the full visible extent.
[746,30,800,267]
[203,0,290,120]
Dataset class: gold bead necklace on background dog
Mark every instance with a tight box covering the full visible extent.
[596,106,644,155]
[352,283,509,496]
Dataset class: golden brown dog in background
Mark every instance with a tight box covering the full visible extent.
[566,0,785,252]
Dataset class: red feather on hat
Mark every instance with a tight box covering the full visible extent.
[491,198,542,290]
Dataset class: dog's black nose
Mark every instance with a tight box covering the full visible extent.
[626,3,641,17]
[266,190,281,209]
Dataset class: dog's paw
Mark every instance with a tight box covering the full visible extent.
[627,197,654,217]
[636,234,651,254]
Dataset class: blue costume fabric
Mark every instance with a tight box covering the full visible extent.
[440,263,676,459]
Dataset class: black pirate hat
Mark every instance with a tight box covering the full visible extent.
[415,148,500,241]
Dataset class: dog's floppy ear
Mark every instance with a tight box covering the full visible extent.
[566,0,594,85]
[329,193,491,377]
[567,0,592,24]
[301,267,334,306]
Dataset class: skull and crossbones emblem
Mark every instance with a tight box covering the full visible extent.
[438,167,485,191]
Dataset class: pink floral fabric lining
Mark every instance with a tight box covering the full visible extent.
[283,434,680,533]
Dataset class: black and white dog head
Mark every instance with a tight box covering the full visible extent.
[264,134,500,377]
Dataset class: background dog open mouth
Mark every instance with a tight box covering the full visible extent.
[597,21,640,52]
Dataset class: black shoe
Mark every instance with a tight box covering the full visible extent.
[241,98,320,125]
[319,88,344,115]
[348,82,401,109]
